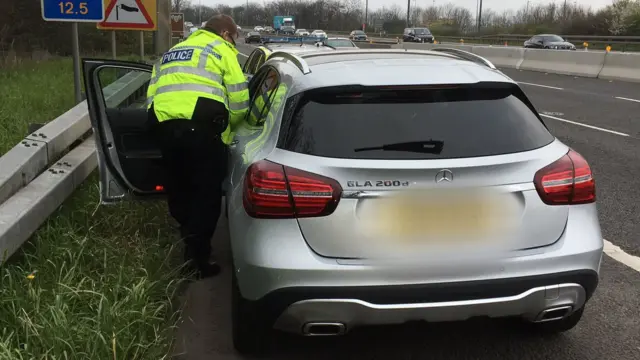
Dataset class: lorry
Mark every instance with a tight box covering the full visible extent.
[273,15,296,35]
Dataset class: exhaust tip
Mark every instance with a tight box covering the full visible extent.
[536,305,573,322]
[302,322,346,336]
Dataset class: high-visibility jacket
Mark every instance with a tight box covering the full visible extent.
[146,29,249,145]
[240,83,288,163]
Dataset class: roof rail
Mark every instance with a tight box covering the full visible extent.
[268,51,311,74]
[428,47,497,69]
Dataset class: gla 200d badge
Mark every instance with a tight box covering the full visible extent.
[346,180,411,187]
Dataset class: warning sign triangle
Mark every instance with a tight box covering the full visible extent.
[97,0,156,30]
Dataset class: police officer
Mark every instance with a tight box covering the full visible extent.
[146,14,249,279]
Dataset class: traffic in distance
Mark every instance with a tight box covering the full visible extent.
[83,29,607,355]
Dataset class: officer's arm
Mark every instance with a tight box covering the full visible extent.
[146,62,159,109]
[222,54,250,131]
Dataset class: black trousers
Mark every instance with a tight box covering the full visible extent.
[149,99,229,265]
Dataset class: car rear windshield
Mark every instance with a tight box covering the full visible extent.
[277,84,554,160]
[414,28,431,34]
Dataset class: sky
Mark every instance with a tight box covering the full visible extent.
[198,0,615,13]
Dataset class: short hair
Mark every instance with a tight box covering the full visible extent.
[203,14,237,37]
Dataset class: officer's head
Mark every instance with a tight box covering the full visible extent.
[204,14,238,47]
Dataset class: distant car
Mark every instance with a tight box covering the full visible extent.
[245,31,262,44]
[254,26,264,32]
[295,29,310,36]
[323,37,358,49]
[524,34,576,50]
[311,30,327,39]
[403,27,434,43]
[349,30,368,41]
[263,26,275,34]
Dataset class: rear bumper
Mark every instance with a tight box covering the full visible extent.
[246,271,597,334]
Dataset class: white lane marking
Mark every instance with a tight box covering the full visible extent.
[615,96,640,103]
[604,240,640,272]
[539,113,630,137]
[518,82,564,90]
[238,52,248,57]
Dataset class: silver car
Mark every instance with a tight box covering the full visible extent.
[81,48,603,355]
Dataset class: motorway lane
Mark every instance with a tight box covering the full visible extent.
[171,50,640,359]
[499,68,640,257]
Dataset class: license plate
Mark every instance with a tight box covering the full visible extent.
[360,190,511,243]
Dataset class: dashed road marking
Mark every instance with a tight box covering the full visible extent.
[539,113,630,137]
[615,96,640,103]
[519,82,564,90]
[604,240,640,272]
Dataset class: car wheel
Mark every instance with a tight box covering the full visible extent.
[523,306,585,334]
[231,270,272,355]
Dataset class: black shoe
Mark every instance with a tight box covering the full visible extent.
[197,261,221,279]
[182,259,221,280]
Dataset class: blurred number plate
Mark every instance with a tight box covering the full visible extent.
[362,190,511,242]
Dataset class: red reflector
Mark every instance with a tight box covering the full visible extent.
[155,185,164,191]
[534,150,595,205]
[242,160,342,219]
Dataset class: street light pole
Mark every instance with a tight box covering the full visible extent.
[477,0,483,33]
[406,0,411,28]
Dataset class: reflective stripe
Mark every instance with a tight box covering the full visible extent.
[199,40,222,68]
[150,63,160,86]
[226,81,248,92]
[171,45,208,52]
[155,83,226,99]
[155,66,222,83]
[146,96,154,106]
[229,100,250,111]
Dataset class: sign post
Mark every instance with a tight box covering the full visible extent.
[41,0,105,104]
[97,0,158,60]
[171,12,185,40]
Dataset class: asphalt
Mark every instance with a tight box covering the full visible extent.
[171,49,640,360]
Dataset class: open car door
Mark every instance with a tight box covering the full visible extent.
[82,59,165,203]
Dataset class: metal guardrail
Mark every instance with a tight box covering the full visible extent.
[0,70,150,265]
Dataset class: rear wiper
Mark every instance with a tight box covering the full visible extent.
[354,140,444,154]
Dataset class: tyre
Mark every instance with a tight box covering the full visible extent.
[231,271,272,355]
[523,306,585,334]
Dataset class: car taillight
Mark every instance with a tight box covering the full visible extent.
[534,150,595,205]
[243,160,342,218]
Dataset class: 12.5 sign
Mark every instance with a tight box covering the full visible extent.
[41,0,104,22]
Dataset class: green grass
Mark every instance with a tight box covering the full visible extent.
[0,57,185,359]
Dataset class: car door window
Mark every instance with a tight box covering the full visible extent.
[243,49,265,75]
[247,67,281,127]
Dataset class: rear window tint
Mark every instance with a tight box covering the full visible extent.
[277,84,554,160]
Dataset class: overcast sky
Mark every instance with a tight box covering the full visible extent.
[198,0,615,13]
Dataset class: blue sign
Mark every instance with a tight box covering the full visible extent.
[41,0,105,22]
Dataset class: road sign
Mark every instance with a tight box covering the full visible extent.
[171,13,185,37]
[41,0,105,22]
[97,0,157,31]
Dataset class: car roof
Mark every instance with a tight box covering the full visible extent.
[264,49,514,94]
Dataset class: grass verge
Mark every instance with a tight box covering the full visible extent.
[0,57,184,359]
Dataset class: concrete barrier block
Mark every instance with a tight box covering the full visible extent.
[0,141,48,205]
[520,49,606,78]
[598,52,640,83]
[470,46,525,69]
[0,137,97,265]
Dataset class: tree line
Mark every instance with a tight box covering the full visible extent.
[177,0,640,36]
[1,0,639,61]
